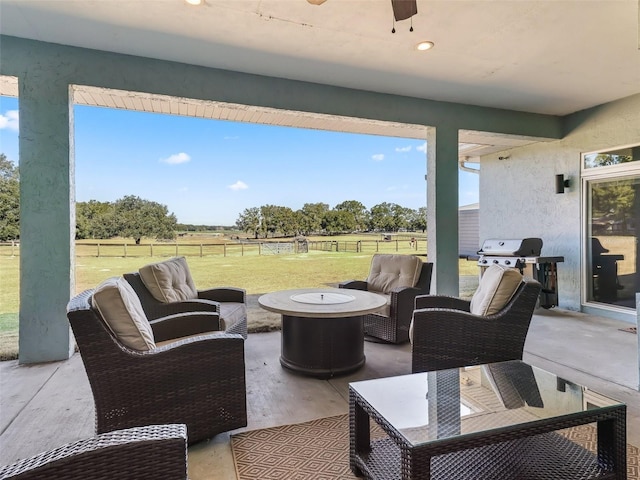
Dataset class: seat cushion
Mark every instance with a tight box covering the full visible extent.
[139,256,198,303]
[219,302,246,331]
[366,254,422,294]
[91,277,156,351]
[470,265,523,316]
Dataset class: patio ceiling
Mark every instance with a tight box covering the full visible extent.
[1,1,638,157]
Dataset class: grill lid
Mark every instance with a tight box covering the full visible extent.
[478,238,543,257]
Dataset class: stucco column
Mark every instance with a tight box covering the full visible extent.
[18,77,75,364]
[426,125,459,296]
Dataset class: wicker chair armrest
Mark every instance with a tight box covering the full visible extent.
[198,287,246,303]
[411,307,531,372]
[338,280,367,290]
[0,424,187,480]
[153,299,221,316]
[414,294,471,311]
[149,311,221,343]
[150,332,244,355]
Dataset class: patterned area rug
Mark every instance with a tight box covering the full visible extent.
[231,414,639,480]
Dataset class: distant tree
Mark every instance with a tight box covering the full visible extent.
[236,207,261,238]
[259,204,280,238]
[391,204,412,231]
[298,202,329,235]
[113,195,177,244]
[76,200,116,239]
[334,200,369,231]
[272,206,297,237]
[369,202,396,231]
[322,210,356,234]
[0,154,20,241]
[408,206,427,232]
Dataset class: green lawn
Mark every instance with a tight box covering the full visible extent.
[0,238,480,360]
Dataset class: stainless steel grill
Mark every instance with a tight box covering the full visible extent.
[477,238,564,309]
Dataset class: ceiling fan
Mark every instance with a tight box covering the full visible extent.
[306,0,418,31]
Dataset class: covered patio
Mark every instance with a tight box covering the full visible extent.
[1,1,639,476]
[1,306,639,478]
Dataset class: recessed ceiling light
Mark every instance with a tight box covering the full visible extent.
[185,0,203,5]
[416,41,435,51]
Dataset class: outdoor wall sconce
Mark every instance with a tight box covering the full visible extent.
[555,174,570,194]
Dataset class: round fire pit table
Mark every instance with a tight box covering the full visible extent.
[258,288,387,378]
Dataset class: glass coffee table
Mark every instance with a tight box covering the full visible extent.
[349,360,627,479]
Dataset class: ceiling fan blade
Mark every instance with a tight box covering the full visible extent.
[391,0,417,21]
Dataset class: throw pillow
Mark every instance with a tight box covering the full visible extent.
[470,265,523,316]
[139,256,198,303]
[91,277,156,351]
[366,254,422,293]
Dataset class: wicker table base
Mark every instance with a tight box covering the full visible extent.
[280,314,365,378]
[353,433,616,479]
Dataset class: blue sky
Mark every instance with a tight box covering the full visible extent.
[0,96,478,226]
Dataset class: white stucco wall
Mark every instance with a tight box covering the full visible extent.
[480,94,640,317]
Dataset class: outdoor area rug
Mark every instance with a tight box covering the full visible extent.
[231,414,639,480]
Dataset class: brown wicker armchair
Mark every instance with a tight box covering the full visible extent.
[123,256,247,339]
[67,288,247,445]
[410,279,541,373]
[0,424,187,480]
[339,254,433,344]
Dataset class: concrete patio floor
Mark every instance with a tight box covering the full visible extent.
[1,307,639,479]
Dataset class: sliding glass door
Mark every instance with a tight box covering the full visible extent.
[583,145,640,310]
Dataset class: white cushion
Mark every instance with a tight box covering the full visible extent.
[219,302,246,330]
[366,254,422,294]
[470,265,523,316]
[91,277,156,351]
[139,256,198,303]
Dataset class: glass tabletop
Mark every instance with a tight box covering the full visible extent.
[350,360,624,447]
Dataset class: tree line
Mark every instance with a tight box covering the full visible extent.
[0,155,178,243]
[1,155,427,242]
[235,201,427,239]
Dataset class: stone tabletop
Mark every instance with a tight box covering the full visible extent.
[258,288,387,318]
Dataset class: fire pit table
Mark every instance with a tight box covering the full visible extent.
[258,288,386,378]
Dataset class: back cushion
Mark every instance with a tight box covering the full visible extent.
[91,277,156,351]
[139,256,198,303]
[470,265,523,316]
[366,254,422,293]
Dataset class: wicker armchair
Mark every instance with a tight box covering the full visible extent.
[124,258,247,339]
[410,279,541,373]
[339,254,433,344]
[0,424,187,480]
[67,289,247,444]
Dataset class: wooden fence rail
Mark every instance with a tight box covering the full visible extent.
[307,239,424,254]
[0,239,425,258]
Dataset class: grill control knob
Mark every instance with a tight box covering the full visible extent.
[504,260,511,265]
[481,259,487,264]
[492,259,499,264]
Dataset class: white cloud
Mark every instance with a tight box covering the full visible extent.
[160,152,191,165]
[371,153,385,161]
[228,180,248,191]
[224,136,240,140]
[416,142,427,153]
[0,110,19,131]
[395,146,412,153]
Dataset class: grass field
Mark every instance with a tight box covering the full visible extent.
[0,233,480,360]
